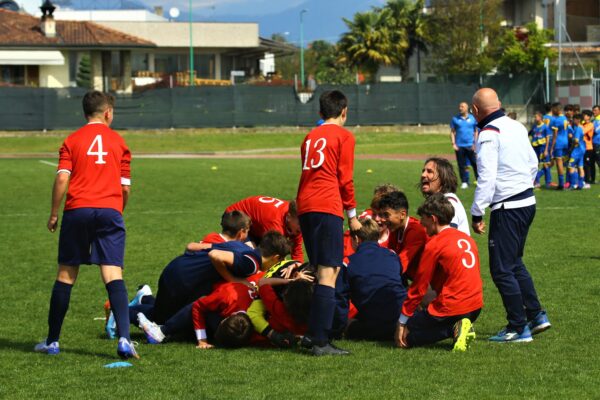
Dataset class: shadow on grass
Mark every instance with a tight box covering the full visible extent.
[0,337,116,359]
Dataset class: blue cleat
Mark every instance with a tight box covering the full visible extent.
[34,340,60,355]
[128,284,152,307]
[137,313,165,344]
[489,325,533,343]
[528,311,551,335]
[117,338,140,360]
[105,311,117,340]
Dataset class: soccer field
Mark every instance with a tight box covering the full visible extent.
[1,131,599,399]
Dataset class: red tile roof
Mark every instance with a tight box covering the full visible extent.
[0,9,155,48]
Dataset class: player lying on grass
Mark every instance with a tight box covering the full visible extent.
[225,196,304,262]
[396,193,483,352]
[130,231,290,326]
[248,264,315,348]
[186,210,251,251]
[373,191,428,281]
[333,218,407,341]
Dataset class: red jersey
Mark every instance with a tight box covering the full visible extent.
[402,227,484,319]
[57,122,131,213]
[386,216,428,280]
[259,284,307,335]
[201,232,227,244]
[225,196,304,262]
[296,124,357,218]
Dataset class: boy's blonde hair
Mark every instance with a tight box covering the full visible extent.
[350,217,380,242]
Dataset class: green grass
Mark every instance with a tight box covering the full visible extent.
[1,151,600,398]
[0,128,451,156]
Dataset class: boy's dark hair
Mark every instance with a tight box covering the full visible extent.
[593,105,600,111]
[417,193,455,226]
[422,157,458,195]
[583,109,593,118]
[564,104,574,112]
[287,200,297,218]
[551,102,561,110]
[573,113,583,121]
[374,191,409,212]
[350,217,379,242]
[319,90,348,120]
[220,210,251,237]
[283,279,314,325]
[214,313,253,348]
[82,91,114,118]
[370,183,400,209]
[544,103,552,113]
[259,231,291,259]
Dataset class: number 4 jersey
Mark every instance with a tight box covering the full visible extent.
[296,123,357,218]
[57,122,131,213]
[401,227,483,320]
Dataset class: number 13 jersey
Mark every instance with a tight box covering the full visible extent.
[57,122,131,213]
[296,123,357,218]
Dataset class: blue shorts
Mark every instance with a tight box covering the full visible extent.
[299,212,343,268]
[533,146,550,163]
[553,146,567,158]
[58,208,126,267]
[568,152,584,168]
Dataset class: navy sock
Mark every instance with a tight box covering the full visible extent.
[307,284,336,346]
[129,304,154,326]
[106,280,131,341]
[558,174,564,187]
[47,281,73,344]
[579,175,585,188]
[161,303,193,336]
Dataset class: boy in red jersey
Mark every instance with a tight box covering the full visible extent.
[225,196,303,262]
[186,210,251,251]
[396,193,483,352]
[35,91,138,359]
[296,90,361,356]
[373,191,428,281]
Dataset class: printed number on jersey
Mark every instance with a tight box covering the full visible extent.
[302,138,327,170]
[457,239,476,269]
[87,135,108,164]
[258,197,285,208]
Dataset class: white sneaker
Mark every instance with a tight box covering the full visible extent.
[460,182,469,189]
[128,284,152,307]
[583,183,591,189]
[34,340,60,355]
[137,313,165,344]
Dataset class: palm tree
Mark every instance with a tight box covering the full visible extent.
[338,10,396,81]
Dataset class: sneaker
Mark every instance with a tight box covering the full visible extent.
[105,310,117,340]
[137,312,165,344]
[564,182,571,189]
[452,318,476,352]
[583,183,591,189]
[548,182,558,187]
[128,284,152,307]
[534,182,541,188]
[488,325,533,343]
[117,338,140,360]
[460,182,468,189]
[34,340,60,355]
[311,342,350,356]
[528,311,551,335]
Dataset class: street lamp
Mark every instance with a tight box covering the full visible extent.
[189,0,194,87]
[300,9,308,89]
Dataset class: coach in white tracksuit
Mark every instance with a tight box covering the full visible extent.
[470,88,549,342]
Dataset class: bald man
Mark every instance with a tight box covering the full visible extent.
[470,88,551,343]
[450,102,479,189]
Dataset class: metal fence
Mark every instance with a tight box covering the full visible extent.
[0,75,544,130]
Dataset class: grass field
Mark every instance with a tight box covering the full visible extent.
[1,129,600,399]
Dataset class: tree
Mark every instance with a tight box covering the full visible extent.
[308,40,356,85]
[338,10,394,81]
[494,22,555,74]
[76,54,91,88]
[425,0,503,76]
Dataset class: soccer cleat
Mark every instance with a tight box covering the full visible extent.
[528,311,551,335]
[105,310,117,340]
[34,340,60,355]
[452,318,476,352]
[128,284,152,307]
[583,183,591,189]
[137,312,165,344]
[117,338,140,360]
[488,325,533,343]
[311,342,350,356]
[460,182,469,189]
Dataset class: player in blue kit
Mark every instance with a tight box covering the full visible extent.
[333,218,407,341]
[529,111,552,188]
[550,102,570,190]
[542,103,553,126]
[568,114,588,190]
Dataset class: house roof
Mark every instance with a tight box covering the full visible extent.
[0,9,154,48]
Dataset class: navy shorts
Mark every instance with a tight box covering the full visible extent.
[58,208,126,267]
[299,212,344,268]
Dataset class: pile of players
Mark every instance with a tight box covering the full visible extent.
[529,102,600,190]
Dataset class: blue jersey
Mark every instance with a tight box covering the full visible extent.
[570,126,586,156]
[593,117,600,145]
[543,113,553,127]
[551,114,570,149]
[450,113,477,147]
[530,123,550,148]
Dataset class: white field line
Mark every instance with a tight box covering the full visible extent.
[39,160,58,167]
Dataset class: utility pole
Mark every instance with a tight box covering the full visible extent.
[300,9,308,89]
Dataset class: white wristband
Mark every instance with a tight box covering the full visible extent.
[346,208,357,219]
[398,314,409,325]
[195,329,207,341]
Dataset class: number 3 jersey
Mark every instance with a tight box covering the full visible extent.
[401,227,483,319]
[57,122,131,213]
[296,123,357,218]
